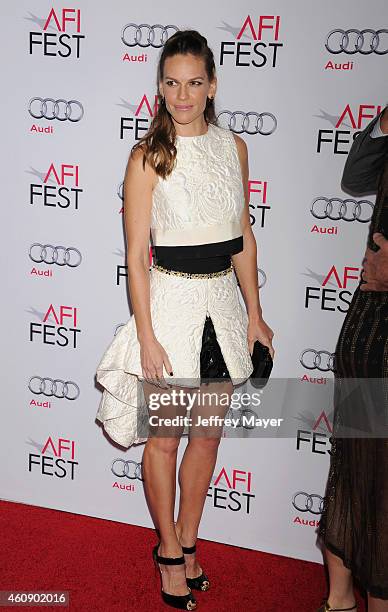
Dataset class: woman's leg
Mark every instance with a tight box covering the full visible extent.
[175,379,233,578]
[141,380,189,596]
[323,549,388,611]
[367,595,388,611]
[323,548,356,608]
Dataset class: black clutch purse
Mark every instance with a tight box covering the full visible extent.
[249,340,273,388]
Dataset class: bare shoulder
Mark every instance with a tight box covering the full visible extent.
[126,144,157,189]
[231,132,248,161]
[127,144,148,171]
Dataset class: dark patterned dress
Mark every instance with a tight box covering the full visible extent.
[318,114,388,599]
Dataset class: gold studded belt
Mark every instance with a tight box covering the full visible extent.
[151,263,234,279]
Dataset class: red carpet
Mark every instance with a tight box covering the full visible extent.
[0,500,366,611]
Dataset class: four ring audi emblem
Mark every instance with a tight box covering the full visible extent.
[311,197,374,223]
[300,349,335,372]
[216,110,277,135]
[28,376,80,400]
[325,29,388,54]
[121,23,179,48]
[29,244,82,266]
[111,459,143,481]
[29,98,84,121]
[292,492,324,515]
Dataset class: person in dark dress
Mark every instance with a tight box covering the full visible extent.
[317,106,388,612]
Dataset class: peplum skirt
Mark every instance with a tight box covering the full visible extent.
[95,258,253,449]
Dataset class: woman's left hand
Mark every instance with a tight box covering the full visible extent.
[247,317,275,360]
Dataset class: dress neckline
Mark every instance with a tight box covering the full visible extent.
[176,123,213,141]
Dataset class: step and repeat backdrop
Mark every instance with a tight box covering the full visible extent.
[1,0,387,563]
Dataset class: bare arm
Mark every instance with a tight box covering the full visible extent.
[231,134,274,357]
[231,134,262,321]
[124,147,157,342]
[124,148,173,385]
[341,106,388,195]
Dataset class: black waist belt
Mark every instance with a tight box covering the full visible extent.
[152,237,242,273]
[154,253,232,273]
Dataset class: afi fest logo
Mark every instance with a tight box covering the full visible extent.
[30,304,81,348]
[219,15,283,68]
[28,7,84,58]
[28,437,78,480]
[304,264,360,312]
[296,410,333,456]
[119,94,158,140]
[316,104,382,154]
[29,163,82,211]
[207,466,255,514]
[249,179,271,228]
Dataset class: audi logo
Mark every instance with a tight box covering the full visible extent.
[28,376,80,400]
[292,492,324,515]
[29,244,82,267]
[29,98,84,122]
[121,23,179,48]
[111,459,143,481]
[311,197,374,222]
[216,110,277,135]
[300,349,335,372]
[325,29,388,55]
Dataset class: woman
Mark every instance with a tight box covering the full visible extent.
[317,107,388,612]
[96,30,274,610]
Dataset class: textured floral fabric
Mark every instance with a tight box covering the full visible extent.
[96,266,253,448]
[150,123,245,245]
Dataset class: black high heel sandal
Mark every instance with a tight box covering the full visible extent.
[317,600,357,611]
[181,544,210,592]
[152,544,198,610]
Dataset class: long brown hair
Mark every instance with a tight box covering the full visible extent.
[131,30,217,179]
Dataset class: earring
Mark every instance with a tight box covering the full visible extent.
[160,96,165,105]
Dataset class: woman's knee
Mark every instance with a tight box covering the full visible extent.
[187,436,221,453]
[145,436,181,456]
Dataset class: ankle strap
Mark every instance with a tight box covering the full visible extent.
[181,544,196,554]
[156,552,185,565]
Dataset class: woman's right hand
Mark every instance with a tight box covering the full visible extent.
[139,336,173,388]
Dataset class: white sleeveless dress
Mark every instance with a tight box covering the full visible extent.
[95,123,254,448]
